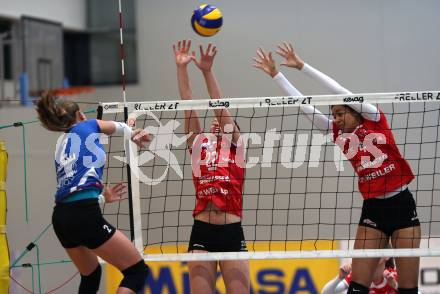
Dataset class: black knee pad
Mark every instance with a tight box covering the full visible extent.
[348,281,369,294]
[398,287,419,294]
[120,260,149,292]
[79,264,101,294]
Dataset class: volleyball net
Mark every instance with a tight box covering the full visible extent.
[98,91,440,262]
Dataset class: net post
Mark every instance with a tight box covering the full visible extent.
[124,107,144,253]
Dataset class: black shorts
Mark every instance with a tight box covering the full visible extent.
[359,189,420,236]
[188,220,247,252]
[52,199,116,249]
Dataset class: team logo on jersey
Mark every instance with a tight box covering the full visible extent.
[192,244,205,249]
[363,218,377,227]
[240,240,248,251]
[411,210,419,221]
[55,133,79,189]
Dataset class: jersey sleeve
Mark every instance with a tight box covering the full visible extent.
[272,72,333,133]
[301,63,380,122]
[349,103,381,122]
[369,109,387,130]
[83,119,101,135]
[91,119,102,133]
[301,63,351,95]
[322,277,348,294]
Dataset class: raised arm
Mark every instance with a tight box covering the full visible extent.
[253,47,332,133]
[276,42,380,122]
[322,277,348,294]
[194,43,240,143]
[173,39,201,148]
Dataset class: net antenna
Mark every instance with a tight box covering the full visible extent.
[96,0,143,253]
[100,91,440,262]
[119,0,143,253]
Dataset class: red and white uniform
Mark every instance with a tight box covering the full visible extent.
[190,136,245,217]
[333,111,414,199]
[344,268,398,294]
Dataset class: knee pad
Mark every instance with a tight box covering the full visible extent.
[398,287,419,294]
[120,260,149,292]
[348,281,369,294]
[79,264,101,294]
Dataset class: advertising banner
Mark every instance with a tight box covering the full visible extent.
[106,241,339,294]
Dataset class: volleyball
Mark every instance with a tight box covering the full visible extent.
[191,4,223,37]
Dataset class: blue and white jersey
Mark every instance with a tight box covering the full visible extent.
[54,119,106,202]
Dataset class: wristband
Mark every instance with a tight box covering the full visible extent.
[113,121,133,137]
[98,194,105,205]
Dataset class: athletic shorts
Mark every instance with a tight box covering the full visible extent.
[359,189,420,236]
[188,220,248,252]
[52,199,116,249]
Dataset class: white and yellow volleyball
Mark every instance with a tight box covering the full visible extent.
[191,4,223,37]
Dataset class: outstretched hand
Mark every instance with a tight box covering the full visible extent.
[253,47,278,78]
[194,43,217,73]
[173,39,195,67]
[338,263,351,279]
[276,42,304,70]
[103,182,127,203]
[131,128,151,148]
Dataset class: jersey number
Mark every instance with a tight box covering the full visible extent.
[103,225,112,234]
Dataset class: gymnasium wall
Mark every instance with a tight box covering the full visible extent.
[93,0,440,103]
[0,0,86,30]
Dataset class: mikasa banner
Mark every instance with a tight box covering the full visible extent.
[105,241,339,294]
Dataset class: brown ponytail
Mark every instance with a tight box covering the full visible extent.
[385,257,396,269]
[36,91,80,132]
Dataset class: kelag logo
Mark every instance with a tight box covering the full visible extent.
[342,96,364,103]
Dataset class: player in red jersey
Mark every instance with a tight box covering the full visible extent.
[253,42,420,294]
[174,39,249,294]
[323,258,398,294]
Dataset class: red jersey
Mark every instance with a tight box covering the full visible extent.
[190,136,245,217]
[344,268,398,294]
[333,110,414,199]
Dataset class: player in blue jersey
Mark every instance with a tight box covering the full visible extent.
[36,92,150,294]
